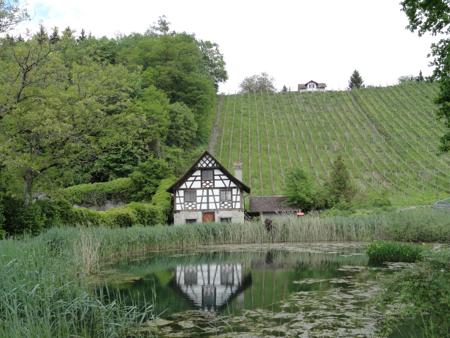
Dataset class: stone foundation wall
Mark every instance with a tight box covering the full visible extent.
[174,210,245,225]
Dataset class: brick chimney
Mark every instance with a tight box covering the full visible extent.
[234,161,243,181]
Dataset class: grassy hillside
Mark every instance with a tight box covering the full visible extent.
[214,82,450,205]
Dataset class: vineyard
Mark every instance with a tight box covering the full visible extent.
[213,82,450,206]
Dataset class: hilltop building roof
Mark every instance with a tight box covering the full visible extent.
[298,80,327,90]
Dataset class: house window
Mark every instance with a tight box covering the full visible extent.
[220,217,232,223]
[308,82,316,89]
[220,189,232,202]
[184,190,196,203]
[185,219,197,224]
[202,169,213,181]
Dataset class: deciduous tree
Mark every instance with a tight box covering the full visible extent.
[401,0,450,151]
[285,168,316,211]
[0,0,27,33]
[239,72,276,93]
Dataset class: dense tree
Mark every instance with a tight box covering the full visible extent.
[0,0,27,33]
[281,85,288,93]
[348,70,364,89]
[239,72,276,93]
[166,102,198,149]
[0,33,144,203]
[198,40,228,89]
[116,32,216,142]
[0,23,223,211]
[130,157,170,200]
[401,0,450,151]
[285,168,316,211]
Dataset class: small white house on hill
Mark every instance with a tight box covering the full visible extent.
[298,80,326,92]
[167,151,251,225]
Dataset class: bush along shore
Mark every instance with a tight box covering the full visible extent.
[0,207,449,337]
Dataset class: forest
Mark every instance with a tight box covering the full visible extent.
[0,18,226,236]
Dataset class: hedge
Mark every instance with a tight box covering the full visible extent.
[66,177,175,227]
[61,178,134,207]
[151,176,175,221]
[70,202,164,227]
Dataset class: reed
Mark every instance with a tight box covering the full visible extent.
[0,234,152,338]
[0,207,448,337]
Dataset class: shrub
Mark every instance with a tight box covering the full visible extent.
[70,202,165,228]
[103,207,137,227]
[150,176,175,223]
[130,158,170,200]
[285,168,317,211]
[367,240,424,264]
[61,178,134,207]
[1,196,46,235]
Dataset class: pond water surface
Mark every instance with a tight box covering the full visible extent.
[96,243,404,337]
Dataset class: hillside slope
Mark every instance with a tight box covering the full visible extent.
[213,82,450,205]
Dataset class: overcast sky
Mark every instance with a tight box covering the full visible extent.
[15,0,439,93]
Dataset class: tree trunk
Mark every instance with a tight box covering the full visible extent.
[23,168,35,206]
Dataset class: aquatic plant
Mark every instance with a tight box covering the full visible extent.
[366,241,424,264]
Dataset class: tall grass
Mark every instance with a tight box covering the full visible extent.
[0,207,448,337]
[0,234,151,338]
[60,207,450,266]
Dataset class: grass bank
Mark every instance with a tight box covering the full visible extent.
[0,207,448,337]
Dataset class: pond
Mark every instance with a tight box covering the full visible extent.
[95,243,406,337]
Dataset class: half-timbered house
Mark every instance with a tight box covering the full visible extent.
[167,151,251,225]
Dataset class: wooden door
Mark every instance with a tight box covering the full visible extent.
[202,212,215,223]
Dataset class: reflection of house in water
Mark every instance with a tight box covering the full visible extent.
[173,264,251,312]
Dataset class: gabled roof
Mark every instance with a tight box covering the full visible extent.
[166,150,251,193]
[249,195,298,213]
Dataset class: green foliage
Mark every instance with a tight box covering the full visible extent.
[326,155,355,206]
[380,249,450,337]
[401,0,450,152]
[150,177,176,223]
[0,24,220,216]
[215,83,450,205]
[116,31,217,143]
[70,202,164,227]
[366,240,424,264]
[61,177,134,207]
[130,158,170,201]
[198,40,228,89]
[1,196,46,235]
[348,70,364,89]
[167,102,198,149]
[285,168,317,211]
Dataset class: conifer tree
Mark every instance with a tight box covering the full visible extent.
[348,70,364,89]
[326,155,355,206]
[417,70,424,82]
[281,85,288,93]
